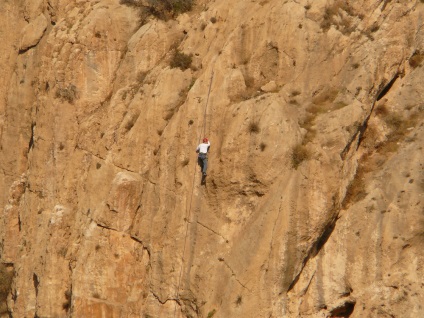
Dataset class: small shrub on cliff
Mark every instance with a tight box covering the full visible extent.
[207,309,217,318]
[120,0,193,21]
[0,264,13,306]
[55,85,77,104]
[170,50,192,70]
[409,51,424,68]
[248,121,260,134]
[62,289,72,312]
[320,0,355,34]
[235,295,243,306]
[291,144,309,169]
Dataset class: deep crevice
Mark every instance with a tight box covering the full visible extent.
[95,222,119,232]
[33,273,39,296]
[287,211,339,292]
[329,300,356,317]
[376,74,398,101]
[28,122,35,152]
[18,44,38,55]
[341,73,399,159]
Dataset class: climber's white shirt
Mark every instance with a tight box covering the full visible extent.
[196,141,210,153]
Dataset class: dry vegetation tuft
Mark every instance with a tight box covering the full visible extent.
[207,309,217,318]
[120,0,193,21]
[291,144,310,169]
[248,121,260,134]
[409,51,424,68]
[320,0,356,34]
[0,264,13,311]
[55,85,78,103]
[170,50,193,70]
[344,107,422,207]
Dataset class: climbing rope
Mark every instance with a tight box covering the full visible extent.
[173,70,214,317]
[202,71,214,138]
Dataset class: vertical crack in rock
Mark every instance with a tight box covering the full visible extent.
[290,71,402,293]
[341,73,399,159]
[33,273,40,317]
[0,263,14,315]
[32,273,39,296]
[28,122,35,152]
[299,270,316,297]
[62,284,72,313]
[287,207,339,293]
[376,74,398,101]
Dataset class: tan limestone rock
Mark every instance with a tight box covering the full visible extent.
[0,0,423,317]
[19,14,48,52]
[260,80,277,92]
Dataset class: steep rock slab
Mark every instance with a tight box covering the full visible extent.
[0,0,423,317]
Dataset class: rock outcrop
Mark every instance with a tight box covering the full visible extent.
[0,0,423,317]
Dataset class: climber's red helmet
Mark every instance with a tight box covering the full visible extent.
[203,137,208,143]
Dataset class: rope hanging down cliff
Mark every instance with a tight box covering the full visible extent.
[172,70,214,317]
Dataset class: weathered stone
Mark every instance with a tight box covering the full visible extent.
[19,14,48,52]
[260,80,277,92]
[0,0,423,317]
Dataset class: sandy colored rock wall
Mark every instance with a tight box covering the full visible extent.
[0,0,423,317]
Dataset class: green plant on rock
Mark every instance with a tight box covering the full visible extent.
[207,309,217,318]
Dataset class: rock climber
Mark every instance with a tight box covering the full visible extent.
[196,137,210,176]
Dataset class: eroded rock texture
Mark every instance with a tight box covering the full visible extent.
[0,0,423,317]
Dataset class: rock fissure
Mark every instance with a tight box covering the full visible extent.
[185,219,229,242]
[130,235,152,261]
[27,122,35,152]
[265,198,284,271]
[220,259,251,291]
[376,74,399,101]
[287,206,340,293]
[299,270,316,297]
[150,290,180,306]
[75,145,106,162]
[18,42,40,55]
[75,145,138,173]
[340,76,393,160]
[95,221,119,233]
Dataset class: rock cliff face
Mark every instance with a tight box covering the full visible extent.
[0,0,423,317]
